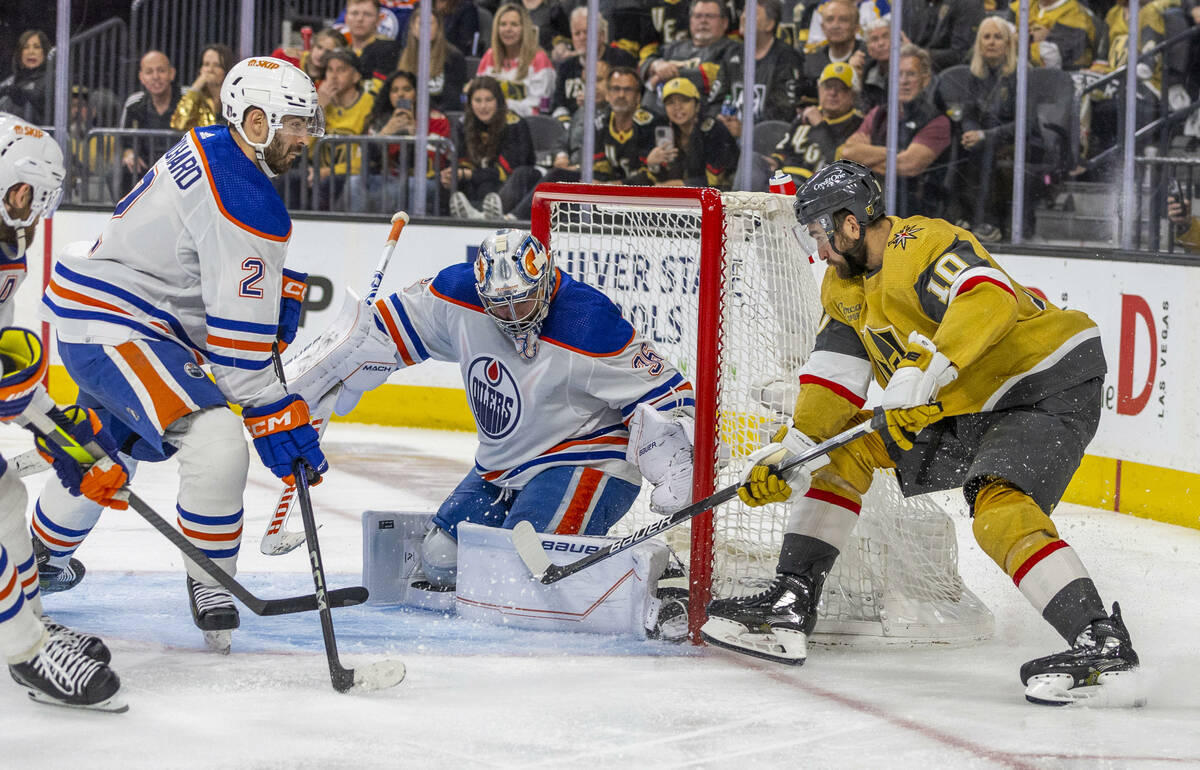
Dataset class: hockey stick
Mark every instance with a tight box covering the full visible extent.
[20,392,369,616]
[260,210,411,556]
[512,410,889,585]
[292,457,406,692]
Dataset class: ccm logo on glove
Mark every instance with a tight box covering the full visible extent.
[245,399,310,437]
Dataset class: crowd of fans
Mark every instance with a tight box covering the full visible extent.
[2,0,1199,242]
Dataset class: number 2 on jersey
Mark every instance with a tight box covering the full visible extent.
[240,258,265,298]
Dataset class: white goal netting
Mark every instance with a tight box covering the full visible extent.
[534,185,993,644]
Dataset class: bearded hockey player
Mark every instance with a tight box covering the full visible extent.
[288,228,696,602]
[0,115,127,711]
[702,160,1141,707]
[33,58,328,653]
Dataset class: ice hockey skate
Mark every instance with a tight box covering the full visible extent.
[43,618,111,664]
[700,573,820,665]
[1021,603,1144,707]
[9,635,126,713]
[187,577,240,654]
[33,536,85,593]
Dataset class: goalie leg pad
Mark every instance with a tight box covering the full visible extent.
[284,289,400,413]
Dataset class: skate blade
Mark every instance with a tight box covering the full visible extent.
[700,617,807,665]
[352,660,406,692]
[26,689,129,714]
[203,630,232,655]
[1025,670,1147,708]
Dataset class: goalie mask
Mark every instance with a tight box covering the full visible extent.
[473,229,554,360]
[0,114,65,241]
[221,57,325,177]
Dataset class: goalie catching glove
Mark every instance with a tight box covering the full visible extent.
[243,394,328,485]
[879,331,958,451]
[737,423,829,507]
[626,403,694,514]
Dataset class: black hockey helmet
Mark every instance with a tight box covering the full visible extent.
[793,160,885,242]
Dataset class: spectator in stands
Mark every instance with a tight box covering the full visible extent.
[802,0,888,47]
[1010,0,1096,69]
[551,9,636,121]
[594,66,668,182]
[445,76,539,219]
[630,76,738,188]
[840,44,950,216]
[640,0,692,61]
[398,9,469,113]
[477,3,556,116]
[859,16,890,111]
[902,0,985,72]
[798,0,865,107]
[272,27,347,88]
[770,61,864,184]
[955,16,1021,243]
[345,0,403,82]
[719,0,805,130]
[117,50,181,197]
[641,0,742,118]
[1086,0,1173,157]
[315,48,377,209]
[170,43,234,132]
[1167,185,1200,252]
[523,0,571,61]
[437,0,483,57]
[349,69,452,213]
[0,30,51,124]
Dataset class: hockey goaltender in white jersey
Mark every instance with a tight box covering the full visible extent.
[289,229,697,638]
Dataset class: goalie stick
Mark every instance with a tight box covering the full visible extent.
[292,457,406,692]
[20,391,369,617]
[260,210,410,556]
[512,410,889,585]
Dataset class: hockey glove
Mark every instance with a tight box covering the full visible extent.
[880,331,958,451]
[626,404,695,514]
[277,268,309,351]
[737,423,829,508]
[0,327,48,421]
[34,405,130,509]
[243,394,328,485]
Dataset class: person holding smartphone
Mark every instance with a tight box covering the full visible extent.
[628,77,739,189]
[1167,180,1200,253]
[348,70,451,214]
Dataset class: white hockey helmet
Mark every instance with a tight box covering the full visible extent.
[220,57,324,173]
[0,113,65,229]
[473,229,555,350]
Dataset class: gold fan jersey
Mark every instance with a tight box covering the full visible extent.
[793,215,1106,440]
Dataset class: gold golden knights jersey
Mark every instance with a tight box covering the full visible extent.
[793,216,1107,440]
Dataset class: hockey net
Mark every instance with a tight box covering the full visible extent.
[531,184,993,645]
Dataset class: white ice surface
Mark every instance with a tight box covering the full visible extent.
[2,421,1199,769]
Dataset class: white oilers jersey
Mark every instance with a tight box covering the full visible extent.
[41,126,291,408]
[375,264,696,488]
[0,241,28,327]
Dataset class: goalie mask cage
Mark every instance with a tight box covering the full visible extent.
[531,184,993,646]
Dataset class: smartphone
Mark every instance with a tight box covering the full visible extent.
[655,125,674,149]
[394,98,414,113]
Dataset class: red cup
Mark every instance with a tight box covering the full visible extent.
[769,171,796,196]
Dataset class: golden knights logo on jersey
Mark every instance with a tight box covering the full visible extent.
[863,326,905,378]
[467,356,522,439]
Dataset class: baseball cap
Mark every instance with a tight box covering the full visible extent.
[819,62,858,91]
[662,77,701,101]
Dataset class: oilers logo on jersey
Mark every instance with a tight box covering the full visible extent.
[467,356,521,439]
